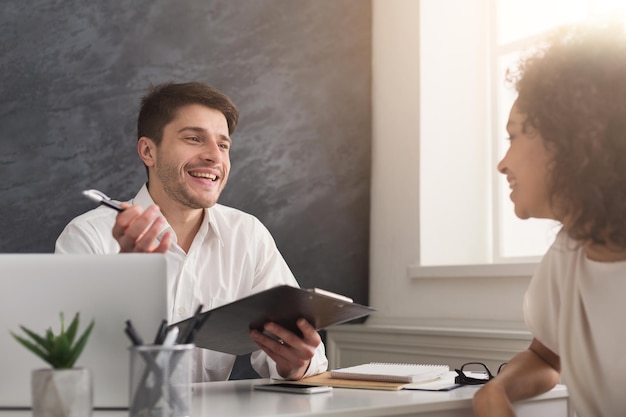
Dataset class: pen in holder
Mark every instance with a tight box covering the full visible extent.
[129,343,194,417]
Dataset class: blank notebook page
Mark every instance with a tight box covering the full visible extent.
[330,362,449,383]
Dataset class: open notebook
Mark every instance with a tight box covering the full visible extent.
[330,362,449,384]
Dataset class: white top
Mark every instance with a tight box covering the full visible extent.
[524,229,626,417]
[55,184,328,382]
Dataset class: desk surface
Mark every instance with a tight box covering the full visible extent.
[0,379,570,417]
[192,379,569,417]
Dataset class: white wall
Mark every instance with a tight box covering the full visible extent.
[419,0,491,266]
[369,0,533,331]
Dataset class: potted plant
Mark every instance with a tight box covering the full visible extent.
[11,312,95,417]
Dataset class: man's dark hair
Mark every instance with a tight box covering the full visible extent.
[137,81,239,144]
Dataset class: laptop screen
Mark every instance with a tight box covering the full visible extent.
[0,254,167,409]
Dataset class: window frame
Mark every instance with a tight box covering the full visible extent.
[411,0,626,279]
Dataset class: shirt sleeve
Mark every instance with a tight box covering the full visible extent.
[523,230,566,355]
[54,209,119,254]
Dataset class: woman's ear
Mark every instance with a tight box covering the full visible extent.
[137,137,156,167]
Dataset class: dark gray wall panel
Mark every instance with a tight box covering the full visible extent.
[0,0,371,304]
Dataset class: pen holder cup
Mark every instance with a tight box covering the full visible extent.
[129,344,194,417]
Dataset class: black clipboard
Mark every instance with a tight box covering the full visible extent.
[170,285,374,355]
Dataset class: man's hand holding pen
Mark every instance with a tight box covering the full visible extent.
[112,203,173,254]
[81,189,173,254]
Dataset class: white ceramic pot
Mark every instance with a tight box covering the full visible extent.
[31,368,93,417]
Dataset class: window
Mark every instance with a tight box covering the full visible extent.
[418,0,626,268]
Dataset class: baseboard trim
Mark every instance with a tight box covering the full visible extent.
[325,323,532,371]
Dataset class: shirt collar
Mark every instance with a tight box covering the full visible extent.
[130,184,156,208]
[205,205,224,247]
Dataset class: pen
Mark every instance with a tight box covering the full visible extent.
[132,326,180,413]
[185,310,209,344]
[153,319,168,345]
[176,304,204,344]
[82,189,125,212]
[125,320,144,346]
[127,319,156,412]
[161,326,180,348]
[150,326,183,411]
[155,327,180,368]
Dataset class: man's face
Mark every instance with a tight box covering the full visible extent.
[497,101,554,220]
[144,103,232,210]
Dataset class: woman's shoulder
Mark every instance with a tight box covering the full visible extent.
[548,227,581,253]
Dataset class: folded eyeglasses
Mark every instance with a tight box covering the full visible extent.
[454,362,507,385]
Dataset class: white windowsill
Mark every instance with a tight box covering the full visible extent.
[408,262,539,279]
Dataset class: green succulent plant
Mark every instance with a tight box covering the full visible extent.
[11,312,95,369]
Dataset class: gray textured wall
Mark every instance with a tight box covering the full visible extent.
[0,0,371,304]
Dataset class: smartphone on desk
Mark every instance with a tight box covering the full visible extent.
[253,382,332,394]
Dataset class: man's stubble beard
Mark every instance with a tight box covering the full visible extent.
[155,160,222,210]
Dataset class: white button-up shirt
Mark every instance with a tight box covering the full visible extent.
[56,184,328,381]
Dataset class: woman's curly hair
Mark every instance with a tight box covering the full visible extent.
[507,22,626,248]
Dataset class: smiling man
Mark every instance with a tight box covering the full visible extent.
[55,81,328,382]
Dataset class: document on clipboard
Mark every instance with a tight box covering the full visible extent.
[170,285,374,355]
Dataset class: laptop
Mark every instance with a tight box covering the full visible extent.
[0,254,167,409]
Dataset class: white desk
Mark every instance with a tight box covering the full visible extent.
[192,379,570,417]
[0,379,571,417]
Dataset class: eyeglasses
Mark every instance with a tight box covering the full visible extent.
[454,362,507,385]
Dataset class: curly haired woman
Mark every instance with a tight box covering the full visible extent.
[473,21,626,417]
